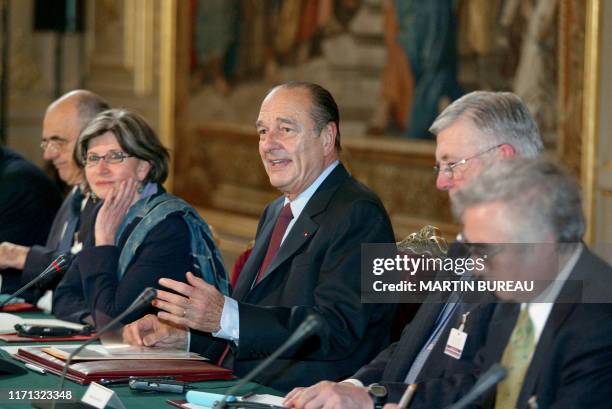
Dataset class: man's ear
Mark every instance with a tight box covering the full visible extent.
[321,122,337,155]
[498,143,516,158]
[137,160,152,182]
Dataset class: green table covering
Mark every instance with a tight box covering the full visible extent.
[0,311,280,409]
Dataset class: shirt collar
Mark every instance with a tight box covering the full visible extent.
[283,161,339,220]
[139,182,158,200]
[526,243,583,342]
[531,243,583,304]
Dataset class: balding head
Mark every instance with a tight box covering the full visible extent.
[42,90,109,186]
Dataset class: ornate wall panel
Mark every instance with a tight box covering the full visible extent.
[558,0,586,177]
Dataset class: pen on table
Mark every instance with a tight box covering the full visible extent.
[24,363,46,375]
[240,391,256,401]
[100,375,176,386]
[528,395,539,409]
[398,383,417,409]
[99,377,131,386]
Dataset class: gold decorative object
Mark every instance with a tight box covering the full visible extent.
[581,0,601,245]
[134,0,154,96]
[396,225,448,257]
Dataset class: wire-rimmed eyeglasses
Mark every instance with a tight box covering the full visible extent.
[85,151,133,167]
[40,138,69,153]
[433,144,503,177]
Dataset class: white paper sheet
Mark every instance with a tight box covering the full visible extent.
[43,344,204,360]
[0,312,85,334]
[0,344,76,356]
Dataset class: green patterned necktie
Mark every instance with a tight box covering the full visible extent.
[495,306,535,409]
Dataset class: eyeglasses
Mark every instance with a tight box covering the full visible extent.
[85,151,133,167]
[40,138,69,153]
[456,234,498,257]
[433,144,503,177]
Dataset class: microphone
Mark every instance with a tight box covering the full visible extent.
[213,314,323,409]
[444,363,507,409]
[50,287,157,409]
[0,253,72,308]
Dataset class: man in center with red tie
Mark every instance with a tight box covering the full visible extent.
[123,82,396,391]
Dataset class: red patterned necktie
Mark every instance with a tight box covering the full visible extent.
[256,203,294,284]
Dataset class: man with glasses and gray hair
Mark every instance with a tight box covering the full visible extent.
[432,90,543,195]
[0,90,109,304]
[394,158,612,409]
[285,91,545,409]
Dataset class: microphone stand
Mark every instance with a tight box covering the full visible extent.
[213,315,322,409]
[0,254,72,308]
[49,287,157,409]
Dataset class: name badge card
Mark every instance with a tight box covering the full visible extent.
[444,328,468,359]
[444,312,469,359]
[82,382,126,409]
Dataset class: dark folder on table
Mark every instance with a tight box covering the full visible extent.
[14,347,233,384]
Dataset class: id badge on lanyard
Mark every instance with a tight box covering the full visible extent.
[444,312,470,359]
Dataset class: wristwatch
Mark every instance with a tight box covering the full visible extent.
[368,383,388,409]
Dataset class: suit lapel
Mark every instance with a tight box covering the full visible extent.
[259,215,319,282]
[248,164,349,289]
[388,302,445,381]
[515,303,575,408]
[57,188,84,253]
[232,200,283,300]
[48,189,75,247]
[487,303,521,363]
[515,251,588,407]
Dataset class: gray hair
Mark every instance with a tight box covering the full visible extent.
[452,158,585,243]
[430,91,544,158]
[75,109,169,184]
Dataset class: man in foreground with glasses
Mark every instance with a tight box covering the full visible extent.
[284,91,545,409]
[380,159,612,409]
[0,90,109,304]
[401,159,612,409]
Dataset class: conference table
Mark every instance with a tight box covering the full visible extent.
[0,310,281,409]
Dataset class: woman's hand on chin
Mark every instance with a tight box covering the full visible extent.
[95,178,139,246]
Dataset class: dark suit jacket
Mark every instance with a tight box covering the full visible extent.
[0,147,61,295]
[19,188,81,301]
[408,247,612,409]
[354,246,497,401]
[356,301,496,389]
[191,164,396,392]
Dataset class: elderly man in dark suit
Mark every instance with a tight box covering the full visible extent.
[284,91,545,409]
[123,82,396,391]
[0,90,109,303]
[398,159,612,409]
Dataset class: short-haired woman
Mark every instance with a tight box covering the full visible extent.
[53,109,229,325]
